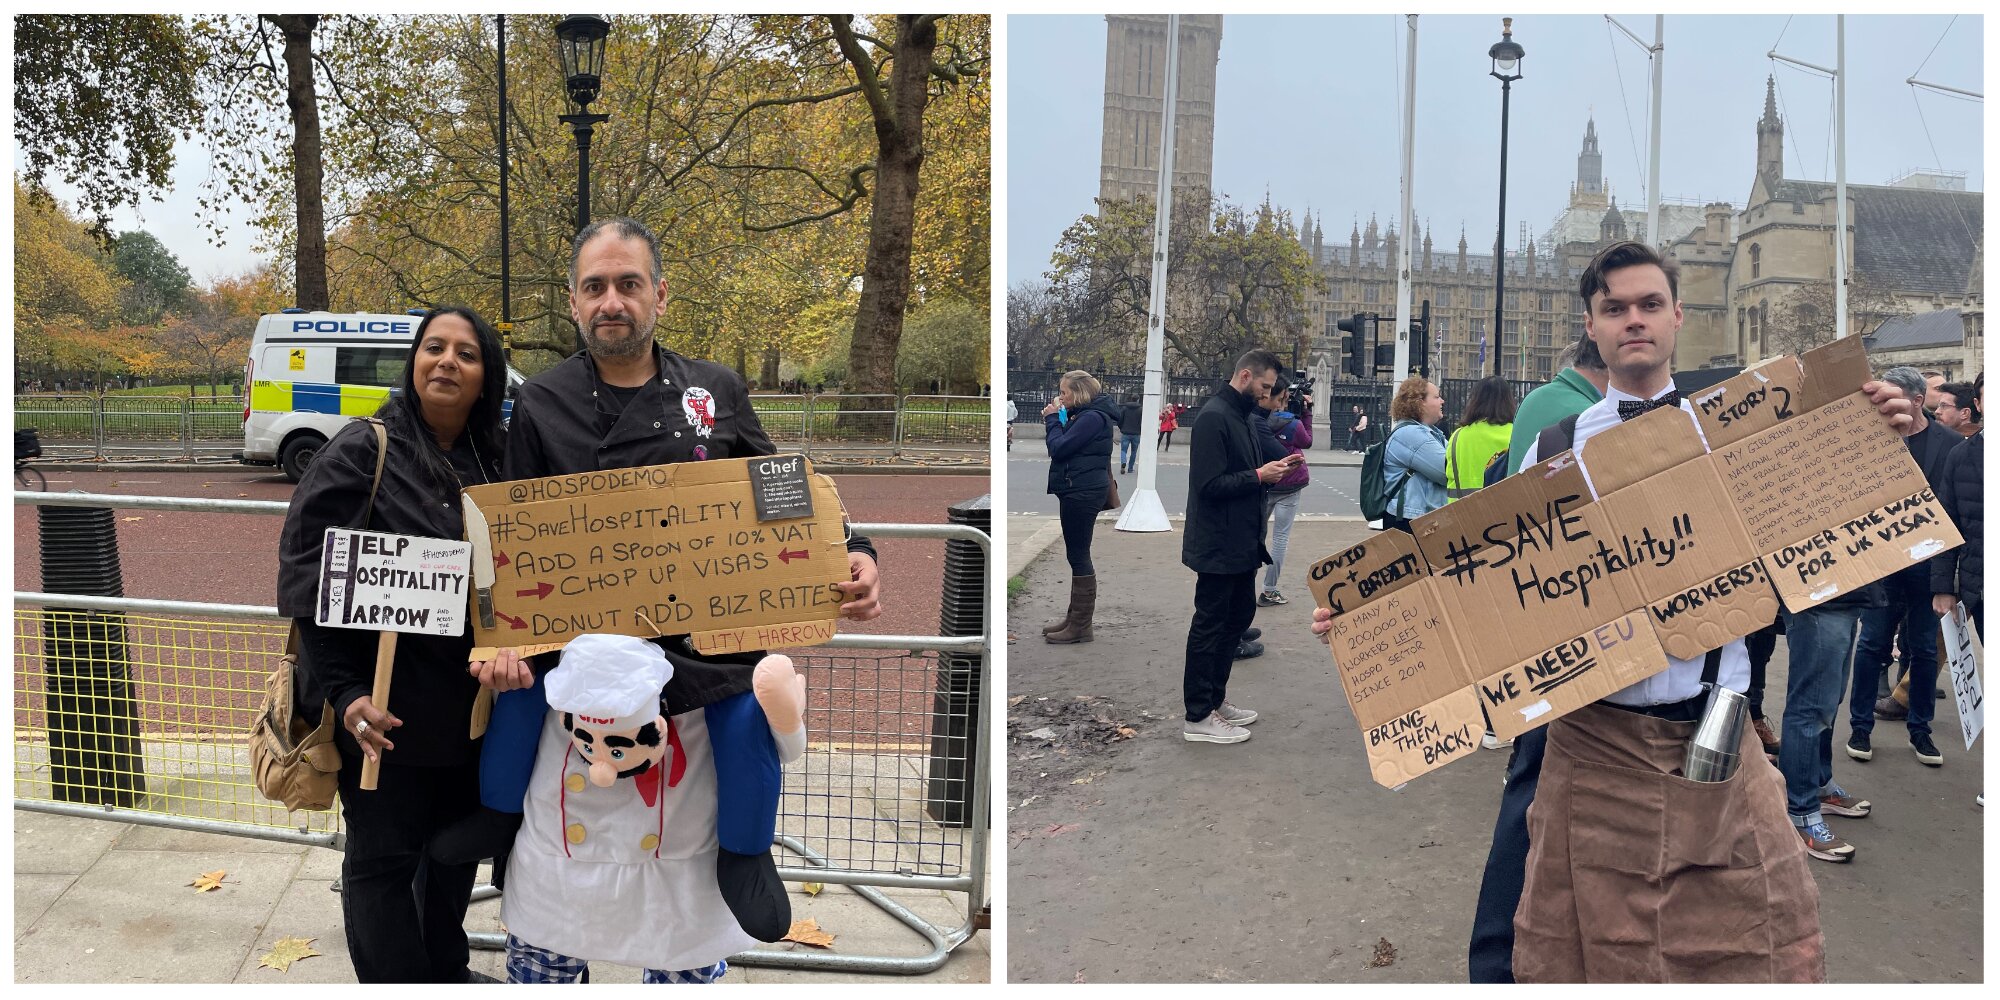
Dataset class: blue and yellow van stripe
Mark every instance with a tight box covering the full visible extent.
[250,381,393,416]
[251,381,515,422]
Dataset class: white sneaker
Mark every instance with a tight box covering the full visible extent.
[1217,702,1259,726]
[1481,731,1513,750]
[1182,711,1251,744]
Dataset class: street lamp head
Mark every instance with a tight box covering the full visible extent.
[556,14,612,108]
[1489,17,1524,81]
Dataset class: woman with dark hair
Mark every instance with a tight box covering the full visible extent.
[275,306,509,982]
[1445,376,1517,500]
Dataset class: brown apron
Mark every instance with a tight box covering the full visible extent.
[1513,702,1825,983]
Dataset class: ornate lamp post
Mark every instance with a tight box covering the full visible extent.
[1487,18,1524,377]
[555,14,611,234]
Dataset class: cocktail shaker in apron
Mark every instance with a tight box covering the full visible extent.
[1683,685,1750,782]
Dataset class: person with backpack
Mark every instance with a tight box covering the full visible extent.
[1041,371,1123,644]
[1444,376,1516,500]
[1375,376,1447,532]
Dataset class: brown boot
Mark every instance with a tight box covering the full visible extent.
[1046,575,1097,644]
[1048,584,1080,636]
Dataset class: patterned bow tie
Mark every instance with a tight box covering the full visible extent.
[1617,391,1681,422]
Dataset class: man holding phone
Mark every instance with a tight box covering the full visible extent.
[1180,349,1301,744]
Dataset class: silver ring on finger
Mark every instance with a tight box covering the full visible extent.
[355,719,371,737]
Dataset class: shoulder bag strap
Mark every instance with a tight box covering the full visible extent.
[360,418,388,530]
[1700,647,1723,686]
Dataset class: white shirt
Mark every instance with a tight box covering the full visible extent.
[1517,382,1751,706]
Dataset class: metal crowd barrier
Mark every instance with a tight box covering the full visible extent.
[12,393,991,466]
[13,490,990,975]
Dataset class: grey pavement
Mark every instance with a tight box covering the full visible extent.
[1004,517,1984,983]
[15,758,990,983]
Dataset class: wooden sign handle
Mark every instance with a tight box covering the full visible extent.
[359,631,397,791]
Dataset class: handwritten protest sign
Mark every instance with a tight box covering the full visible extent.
[1941,604,1983,751]
[1313,340,1962,784]
[316,527,472,790]
[317,528,472,637]
[460,455,848,659]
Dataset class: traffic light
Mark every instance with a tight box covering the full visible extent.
[1337,313,1368,377]
[1411,298,1432,377]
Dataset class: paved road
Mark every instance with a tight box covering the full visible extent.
[1008,455,1363,517]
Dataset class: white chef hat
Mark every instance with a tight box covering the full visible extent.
[546,634,674,731]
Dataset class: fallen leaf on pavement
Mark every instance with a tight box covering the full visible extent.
[259,936,322,972]
[120,516,144,522]
[784,918,836,948]
[189,869,228,892]
[1044,823,1080,836]
[802,882,824,897]
[1368,937,1397,968]
[238,493,250,498]
[1073,972,1087,983]
[1116,727,1137,739]
[1008,695,1026,707]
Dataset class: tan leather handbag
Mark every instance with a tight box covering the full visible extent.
[248,419,387,811]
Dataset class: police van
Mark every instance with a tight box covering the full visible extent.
[240,309,522,481]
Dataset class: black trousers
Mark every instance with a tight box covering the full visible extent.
[1745,621,1780,720]
[337,753,482,983]
[1056,487,1108,575]
[1466,724,1549,982]
[1184,570,1257,722]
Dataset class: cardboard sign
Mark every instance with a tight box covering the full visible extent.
[460,456,848,659]
[1312,340,1963,783]
[317,528,472,636]
[1941,604,1984,751]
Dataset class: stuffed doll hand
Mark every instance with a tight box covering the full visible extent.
[753,654,808,763]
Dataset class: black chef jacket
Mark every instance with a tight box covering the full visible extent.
[503,344,878,710]
[276,418,500,765]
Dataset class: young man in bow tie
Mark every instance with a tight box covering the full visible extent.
[1328,240,1920,982]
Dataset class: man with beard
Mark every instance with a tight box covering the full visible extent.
[432,218,883,953]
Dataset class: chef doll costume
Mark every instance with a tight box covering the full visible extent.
[500,635,806,981]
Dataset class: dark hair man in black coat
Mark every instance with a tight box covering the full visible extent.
[1180,349,1299,744]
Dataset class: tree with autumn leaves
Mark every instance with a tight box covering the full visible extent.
[14,14,990,394]
[14,180,285,394]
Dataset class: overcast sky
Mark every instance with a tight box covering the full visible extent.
[1007,13,1983,284]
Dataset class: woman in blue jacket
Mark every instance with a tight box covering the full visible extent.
[1382,376,1448,533]
[1041,371,1123,643]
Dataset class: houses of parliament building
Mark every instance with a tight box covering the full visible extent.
[1092,12,1983,383]
[1288,75,1983,382]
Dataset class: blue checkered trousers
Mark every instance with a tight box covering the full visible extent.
[505,934,728,984]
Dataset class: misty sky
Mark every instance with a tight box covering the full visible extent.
[1007,13,1983,284]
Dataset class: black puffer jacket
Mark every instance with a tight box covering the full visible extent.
[1932,430,1983,609]
[1044,394,1121,495]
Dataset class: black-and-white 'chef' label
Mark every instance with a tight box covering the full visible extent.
[748,454,814,522]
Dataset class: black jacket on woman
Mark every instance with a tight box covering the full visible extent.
[1044,395,1121,495]
[1932,430,1983,609]
[276,418,499,766]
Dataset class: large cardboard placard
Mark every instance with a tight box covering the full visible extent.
[1307,534,1485,785]
[1314,341,1962,783]
[317,528,472,636]
[460,455,848,658]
